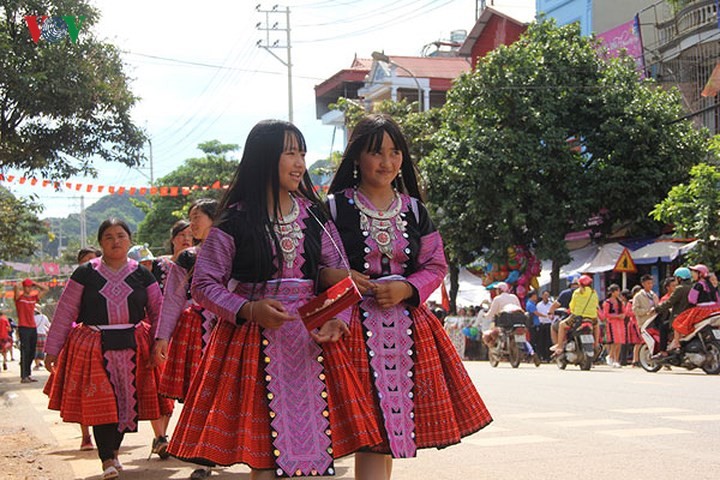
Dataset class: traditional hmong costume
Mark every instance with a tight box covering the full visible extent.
[150,256,173,294]
[156,247,217,402]
[168,197,382,477]
[43,258,170,432]
[673,279,720,337]
[327,188,492,458]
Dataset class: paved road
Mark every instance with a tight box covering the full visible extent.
[2,358,719,479]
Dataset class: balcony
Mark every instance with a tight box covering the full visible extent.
[657,0,719,53]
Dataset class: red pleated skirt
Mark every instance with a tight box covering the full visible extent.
[673,305,720,336]
[606,318,626,344]
[168,319,383,469]
[625,318,643,345]
[346,304,492,453]
[159,308,204,402]
[43,323,173,426]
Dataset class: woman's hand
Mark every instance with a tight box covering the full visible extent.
[372,281,414,309]
[152,339,169,367]
[319,268,373,295]
[310,318,350,344]
[44,354,57,373]
[242,299,295,329]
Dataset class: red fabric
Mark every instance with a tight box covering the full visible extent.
[345,304,492,453]
[168,320,382,468]
[625,318,643,345]
[43,323,172,425]
[673,306,720,337]
[159,308,203,402]
[15,294,39,328]
[0,315,10,339]
[606,319,626,344]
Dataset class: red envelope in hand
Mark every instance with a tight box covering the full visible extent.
[299,276,361,331]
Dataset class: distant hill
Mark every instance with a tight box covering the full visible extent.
[41,194,148,257]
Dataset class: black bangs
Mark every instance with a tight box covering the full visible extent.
[284,127,307,152]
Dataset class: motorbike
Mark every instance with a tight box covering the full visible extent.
[486,310,541,368]
[555,314,596,371]
[638,312,720,375]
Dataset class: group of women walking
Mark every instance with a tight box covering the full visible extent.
[42,115,493,480]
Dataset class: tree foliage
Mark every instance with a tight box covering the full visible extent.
[0,186,46,259]
[422,20,707,287]
[651,161,720,271]
[0,0,146,178]
[135,141,239,253]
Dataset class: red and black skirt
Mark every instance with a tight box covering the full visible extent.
[673,305,720,337]
[345,301,493,456]
[159,307,210,402]
[168,279,382,476]
[44,323,173,430]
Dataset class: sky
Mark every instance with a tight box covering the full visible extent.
[3,0,536,220]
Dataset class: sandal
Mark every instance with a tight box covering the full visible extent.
[190,468,213,479]
[101,465,119,479]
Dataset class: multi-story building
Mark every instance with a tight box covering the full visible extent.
[314,5,532,146]
[537,0,720,133]
[535,0,657,36]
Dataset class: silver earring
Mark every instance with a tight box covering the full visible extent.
[398,169,403,179]
[353,164,358,180]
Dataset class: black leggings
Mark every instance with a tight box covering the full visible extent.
[93,424,125,462]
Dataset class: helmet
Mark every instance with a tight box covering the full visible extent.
[578,275,593,287]
[673,267,691,280]
[495,282,509,293]
[128,244,154,263]
[689,264,709,278]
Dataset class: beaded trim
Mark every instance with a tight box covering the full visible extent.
[353,189,407,259]
[273,196,303,269]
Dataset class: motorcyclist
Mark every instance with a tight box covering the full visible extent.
[652,267,693,356]
[667,264,720,351]
[553,274,601,354]
[547,276,579,345]
[485,282,522,325]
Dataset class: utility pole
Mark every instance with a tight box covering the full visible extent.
[79,195,87,248]
[257,5,293,122]
[148,137,154,186]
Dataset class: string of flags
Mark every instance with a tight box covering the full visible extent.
[0,173,228,196]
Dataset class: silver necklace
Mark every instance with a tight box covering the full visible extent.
[353,189,406,259]
[273,195,302,269]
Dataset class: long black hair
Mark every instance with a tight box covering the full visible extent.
[329,114,422,199]
[216,119,321,281]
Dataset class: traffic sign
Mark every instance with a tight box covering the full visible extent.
[613,248,637,273]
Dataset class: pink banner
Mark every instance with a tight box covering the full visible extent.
[597,16,645,78]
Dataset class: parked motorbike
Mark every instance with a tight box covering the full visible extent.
[486,311,541,368]
[639,313,720,375]
[555,315,596,371]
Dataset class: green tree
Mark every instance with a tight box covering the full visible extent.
[135,141,239,253]
[651,162,720,271]
[0,0,146,178]
[422,19,707,295]
[0,186,46,259]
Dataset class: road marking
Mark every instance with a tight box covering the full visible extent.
[546,419,631,427]
[506,412,578,419]
[597,428,691,437]
[464,435,556,447]
[611,408,691,414]
[661,414,720,422]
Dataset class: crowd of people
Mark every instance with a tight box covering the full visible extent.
[3,114,718,480]
[437,267,720,367]
[7,115,493,480]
